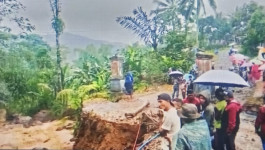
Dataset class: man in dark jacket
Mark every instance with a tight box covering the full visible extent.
[221,90,242,150]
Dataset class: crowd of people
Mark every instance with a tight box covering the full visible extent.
[157,87,242,150]
[228,46,264,87]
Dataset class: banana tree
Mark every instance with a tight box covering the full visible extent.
[152,0,181,31]
[116,7,166,50]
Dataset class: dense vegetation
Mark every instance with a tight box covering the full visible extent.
[0,0,265,122]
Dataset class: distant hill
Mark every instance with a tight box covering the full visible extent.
[42,32,126,50]
[41,32,127,64]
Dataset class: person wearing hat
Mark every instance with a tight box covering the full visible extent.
[183,89,201,112]
[157,93,180,150]
[221,90,242,150]
[175,103,212,150]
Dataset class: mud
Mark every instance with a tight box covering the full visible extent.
[74,94,166,150]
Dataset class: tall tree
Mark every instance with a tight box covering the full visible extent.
[178,0,217,46]
[49,0,65,91]
[242,8,265,57]
[0,0,34,32]
[116,7,165,50]
[230,1,260,43]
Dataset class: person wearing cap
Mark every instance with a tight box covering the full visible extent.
[214,88,227,150]
[157,93,181,150]
[255,96,265,150]
[183,89,201,112]
[221,90,242,150]
[198,90,215,136]
[175,103,212,150]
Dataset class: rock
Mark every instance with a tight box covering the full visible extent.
[56,126,64,131]
[31,121,42,126]
[32,110,52,123]
[0,109,6,122]
[12,115,32,128]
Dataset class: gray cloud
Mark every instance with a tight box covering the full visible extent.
[6,0,265,44]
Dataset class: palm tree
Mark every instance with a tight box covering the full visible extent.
[49,0,65,91]
[152,0,180,31]
[116,7,165,50]
[178,0,217,46]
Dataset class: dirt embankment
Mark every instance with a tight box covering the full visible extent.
[73,90,169,150]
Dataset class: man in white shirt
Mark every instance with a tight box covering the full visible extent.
[157,93,181,150]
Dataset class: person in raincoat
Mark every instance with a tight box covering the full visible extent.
[214,88,227,150]
[124,72,134,100]
[198,90,215,136]
[175,103,212,150]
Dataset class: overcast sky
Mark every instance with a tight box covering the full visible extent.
[5,0,265,44]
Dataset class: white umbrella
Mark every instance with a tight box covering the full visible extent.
[169,71,183,76]
[194,70,249,87]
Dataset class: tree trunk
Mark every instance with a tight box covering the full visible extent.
[54,0,63,91]
[56,32,63,91]
[196,0,199,48]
